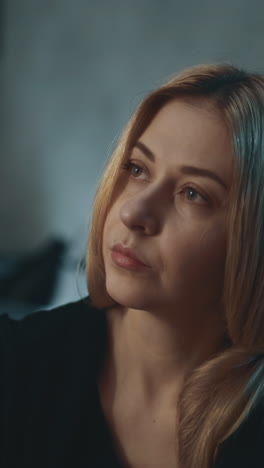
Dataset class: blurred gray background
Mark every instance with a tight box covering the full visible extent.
[1,0,263,311]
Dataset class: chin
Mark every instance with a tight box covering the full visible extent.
[104,259,159,311]
[105,282,152,311]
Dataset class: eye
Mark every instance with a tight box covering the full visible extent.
[179,185,208,204]
[121,163,209,205]
[122,161,148,180]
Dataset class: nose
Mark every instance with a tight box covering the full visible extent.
[119,189,162,235]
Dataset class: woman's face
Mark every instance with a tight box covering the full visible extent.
[102,99,233,320]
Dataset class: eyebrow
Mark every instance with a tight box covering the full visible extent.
[134,141,228,190]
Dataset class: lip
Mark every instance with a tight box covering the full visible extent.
[111,243,150,270]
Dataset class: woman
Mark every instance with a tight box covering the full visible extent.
[1,63,264,468]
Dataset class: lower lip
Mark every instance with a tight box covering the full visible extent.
[111,250,150,271]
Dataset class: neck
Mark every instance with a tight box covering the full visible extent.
[102,304,229,406]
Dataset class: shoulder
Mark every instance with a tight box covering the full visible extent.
[0,296,105,335]
[0,297,107,372]
[0,298,111,466]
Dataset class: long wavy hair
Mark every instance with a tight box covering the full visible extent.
[86,63,264,467]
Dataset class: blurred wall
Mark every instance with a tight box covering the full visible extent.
[1,0,264,254]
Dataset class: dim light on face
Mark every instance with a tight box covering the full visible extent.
[102,99,233,322]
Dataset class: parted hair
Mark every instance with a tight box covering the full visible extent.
[86,63,264,467]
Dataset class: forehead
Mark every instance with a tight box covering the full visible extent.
[139,98,234,182]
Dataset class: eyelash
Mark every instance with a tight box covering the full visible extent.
[121,161,208,204]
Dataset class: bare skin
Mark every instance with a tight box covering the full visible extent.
[98,306,180,468]
[98,98,234,467]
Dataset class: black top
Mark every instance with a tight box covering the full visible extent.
[0,298,263,467]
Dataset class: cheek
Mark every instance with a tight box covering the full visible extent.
[102,215,111,259]
[196,231,226,293]
[166,222,227,287]
[102,202,122,258]
[201,222,227,260]
[103,204,118,238]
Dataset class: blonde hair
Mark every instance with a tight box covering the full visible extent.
[87,63,264,467]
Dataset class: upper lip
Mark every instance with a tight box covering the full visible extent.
[112,243,150,267]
